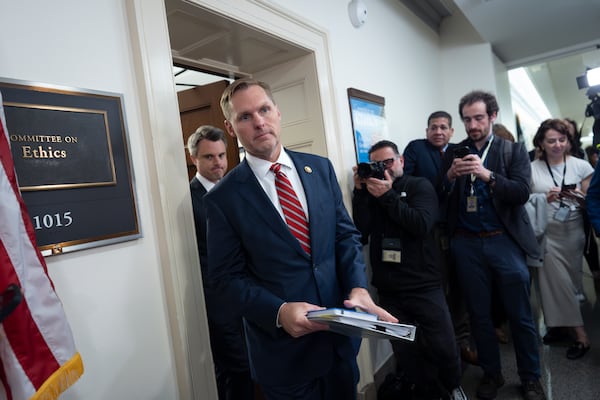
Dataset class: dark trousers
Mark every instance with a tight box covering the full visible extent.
[451,233,541,381]
[378,287,461,393]
[583,213,600,273]
[435,225,471,348]
[207,309,255,400]
[260,348,358,400]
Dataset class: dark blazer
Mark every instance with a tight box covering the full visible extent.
[190,176,208,268]
[403,139,457,188]
[204,149,367,386]
[442,136,540,259]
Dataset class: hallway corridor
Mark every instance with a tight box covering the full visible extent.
[459,265,600,399]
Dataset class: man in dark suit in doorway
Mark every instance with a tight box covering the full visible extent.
[188,125,254,400]
[205,78,397,400]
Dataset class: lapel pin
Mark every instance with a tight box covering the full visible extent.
[304,166,313,174]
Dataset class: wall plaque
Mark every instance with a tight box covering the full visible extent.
[0,78,141,256]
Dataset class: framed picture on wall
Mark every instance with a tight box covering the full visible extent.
[347,88,388,163]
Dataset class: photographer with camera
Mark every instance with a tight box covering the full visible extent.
[352,140,466,400]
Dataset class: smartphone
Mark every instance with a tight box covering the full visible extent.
[453,146,471,159]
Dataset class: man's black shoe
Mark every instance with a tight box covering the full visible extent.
[522,379,546,400]
[476,373,504,399]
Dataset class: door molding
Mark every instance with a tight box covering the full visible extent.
[126,1,360,398]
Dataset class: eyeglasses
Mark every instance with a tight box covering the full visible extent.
[370,157,398,168]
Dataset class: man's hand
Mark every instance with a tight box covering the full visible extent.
[344,288,398,323]
[352,165,366,190]
[365,169,394,198]
[447,154,491,181]
[278,302,330,338]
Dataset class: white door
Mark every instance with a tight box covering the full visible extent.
[254,53,328,157]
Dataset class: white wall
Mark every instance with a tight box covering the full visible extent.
[272,0,444,161]
[439,4,502,142]
[0,1,179,399]
[494,55,515,130]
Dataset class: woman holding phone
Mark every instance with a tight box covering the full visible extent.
[530,119,594,359]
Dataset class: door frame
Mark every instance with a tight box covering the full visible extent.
[126,1,361,398]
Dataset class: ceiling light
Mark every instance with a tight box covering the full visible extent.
[577,66,600,89]
[587,67,600,87]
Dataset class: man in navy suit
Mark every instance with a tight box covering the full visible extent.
[403,112,477,366]
[188,126,254,400]
[403,110,455,186]
[441,91,545,400]
[204,78,397,400]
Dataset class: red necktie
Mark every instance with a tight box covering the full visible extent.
[270,163,311,255]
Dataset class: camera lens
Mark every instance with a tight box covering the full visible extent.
[357,162,373,179]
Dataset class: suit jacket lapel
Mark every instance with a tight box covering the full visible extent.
[428,144,442,173]
[190,176,207,195]
[290,152,319,226]
[290,152,318,258]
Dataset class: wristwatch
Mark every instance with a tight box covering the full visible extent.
[488,171,496,186]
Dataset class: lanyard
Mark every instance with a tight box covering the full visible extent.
[544,155,566,188]
[469,135,494,194]
[544,155,567,207]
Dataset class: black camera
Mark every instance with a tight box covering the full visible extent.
[585,93,600,119]
[576,70,600,147]
[357,161,386,179]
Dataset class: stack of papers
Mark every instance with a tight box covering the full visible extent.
[307,308,416,341]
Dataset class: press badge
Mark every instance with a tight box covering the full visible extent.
[554,205,570,222]
[382,238,402,264]
[466,196,478,212]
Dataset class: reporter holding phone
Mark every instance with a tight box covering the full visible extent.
[530,119,594,360]
[441,91,545,400]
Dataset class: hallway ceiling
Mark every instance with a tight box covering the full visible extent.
[165,0,308,78]
[166,0,600,136]
[402,0,600,136]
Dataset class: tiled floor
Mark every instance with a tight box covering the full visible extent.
[460,264,600,399]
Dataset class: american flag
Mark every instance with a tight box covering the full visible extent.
[0,90,83,399]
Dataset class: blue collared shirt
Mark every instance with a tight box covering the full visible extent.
[456,137,504,232]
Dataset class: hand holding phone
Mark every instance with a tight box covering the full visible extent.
[453,146,471,159]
